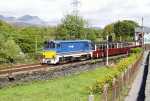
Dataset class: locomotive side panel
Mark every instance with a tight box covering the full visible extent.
[42,40,93,64]
[57,41,92,53]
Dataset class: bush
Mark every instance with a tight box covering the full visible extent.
[131,47,143,53]
[88,49,142,94]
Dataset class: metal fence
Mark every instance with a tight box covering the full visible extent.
[88,52,143,101]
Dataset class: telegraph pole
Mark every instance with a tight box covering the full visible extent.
[35,36,38,53]
[106,35,109,66]
[71,0,80,39]
[142,17,144,48]
[72,0,80,16]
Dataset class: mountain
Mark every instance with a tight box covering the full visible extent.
[17,15,46,25]
[0,15,49,26]
[0,15,5,20]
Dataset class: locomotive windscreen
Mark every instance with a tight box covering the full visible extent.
[44,41,55,49]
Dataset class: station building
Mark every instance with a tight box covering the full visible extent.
[135,26,150,45]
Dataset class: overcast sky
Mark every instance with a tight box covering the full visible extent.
[0,0,149,27]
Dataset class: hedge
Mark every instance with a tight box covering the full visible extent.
[88,48,143,94]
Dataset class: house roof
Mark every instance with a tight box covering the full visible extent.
[135,26,150,33]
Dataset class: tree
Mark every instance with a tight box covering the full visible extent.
[56,15,87,39]
[3,38,22,63]
[0,33,22,63]
[85,28,98,41]
[114,20,139,40]
[103,23,114,35]
[0,20,14,33]
[103,23,115,40]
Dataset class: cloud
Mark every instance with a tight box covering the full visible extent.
[0,0,150,27]
[80,0,150,27]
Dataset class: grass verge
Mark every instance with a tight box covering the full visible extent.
[0,49,142,101]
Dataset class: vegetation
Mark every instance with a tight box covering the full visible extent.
[114,20,139,41]
[0,20,57,64]
[103,20,139,41]
[89,48,143,94]
[0,48,142,101]
[56,15,87,39]
[0,15,139,64]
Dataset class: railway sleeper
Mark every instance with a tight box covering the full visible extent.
[7,75,15,82]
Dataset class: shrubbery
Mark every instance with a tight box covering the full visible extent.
[131,47,143,53]
[88,48,143,94]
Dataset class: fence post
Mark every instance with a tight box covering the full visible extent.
[103,84,109,101]
[128,66,132,85]
[121,72,125,90]
[112,78,116,101]
[88,94,94,101]
[124,69,127,86]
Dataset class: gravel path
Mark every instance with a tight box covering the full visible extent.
[125,51,149,101]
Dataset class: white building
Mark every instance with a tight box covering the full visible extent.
[135,26,150,45]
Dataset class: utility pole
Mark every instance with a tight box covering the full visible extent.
[71,0,80,39]
[35,36,38,53]
[106,35,109,66]
[72,0,80,16]
[142,17,144,48]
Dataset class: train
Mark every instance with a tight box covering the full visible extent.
[41,40,140,64]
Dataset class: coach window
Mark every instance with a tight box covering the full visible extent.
[100,44,102,49]
[112,43,114,48]
[101,44,103,49]
[121,43,123,48]
[115,43,117,48]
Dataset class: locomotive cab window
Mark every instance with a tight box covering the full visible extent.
[49,41,55,48]
[57,43,61,48]
[44,41,49,48]
[44,41,55,49]
[91,42,96,50]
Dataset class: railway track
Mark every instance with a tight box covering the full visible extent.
[0,63,40,70]
[0,54,127,78]
[0,64,47,76]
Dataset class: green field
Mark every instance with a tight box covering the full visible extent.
[0,67,112,101]
[0,50,141,101]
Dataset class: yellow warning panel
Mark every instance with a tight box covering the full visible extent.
[43,51,56,59]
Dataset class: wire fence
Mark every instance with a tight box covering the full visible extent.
[88,52,144,101]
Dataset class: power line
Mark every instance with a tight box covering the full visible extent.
[71,0,80,16]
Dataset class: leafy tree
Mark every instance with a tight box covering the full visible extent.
[3,38,22,63]
[84,28,98,41]
[103,23,114,35]
[0,20,14,33]
[0,32,22,63]
[103,23,115,40]
[114,20,139,40]
[56,15,87,39]
[14,26,56,53]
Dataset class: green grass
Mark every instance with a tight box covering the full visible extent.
[0,51,141,101]
[0,67,111,101]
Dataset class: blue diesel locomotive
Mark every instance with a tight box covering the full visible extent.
[42,40,95,64]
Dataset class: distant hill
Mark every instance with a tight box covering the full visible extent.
[0,15,52,26]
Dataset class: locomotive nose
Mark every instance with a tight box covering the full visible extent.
[43,51,56,59]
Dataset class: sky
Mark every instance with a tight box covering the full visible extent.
[0,0,149,28]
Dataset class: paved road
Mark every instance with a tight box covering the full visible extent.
[125,51,149,101]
